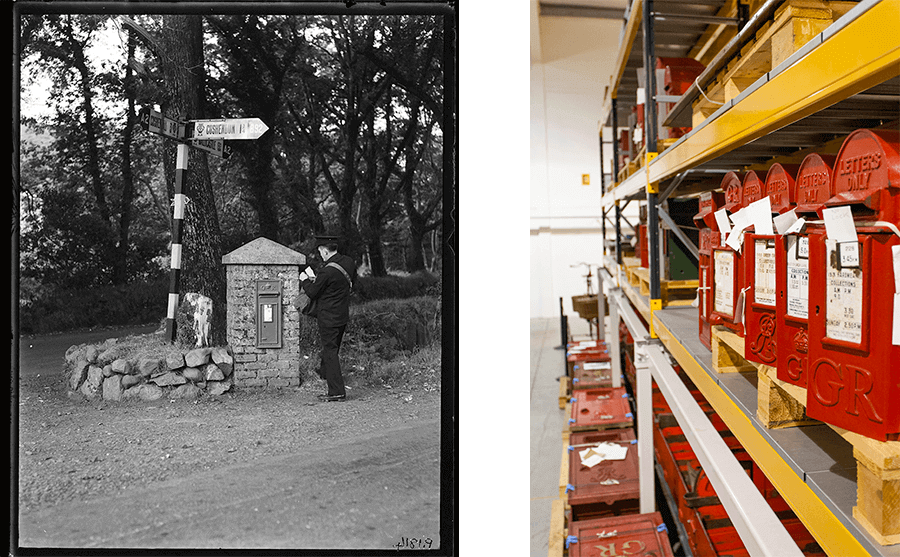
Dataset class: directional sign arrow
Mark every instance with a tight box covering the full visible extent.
[140,108,186,140]
[189,118,268,140]
[190,138,233,159]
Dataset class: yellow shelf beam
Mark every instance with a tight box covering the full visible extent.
[599,0,643,127]
[652,314,871,557]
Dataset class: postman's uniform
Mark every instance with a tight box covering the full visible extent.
[300,252,356,397]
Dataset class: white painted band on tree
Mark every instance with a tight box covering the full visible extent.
[167,293,179,319]
[176,143,188,169]
[173,194,187,219]
[171,244,182,269]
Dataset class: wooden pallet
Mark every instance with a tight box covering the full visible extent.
[624,265,700,308]
[711,328,900,544]
[548,498,566,557]
[692,0,857,127]
[559,376,570,410]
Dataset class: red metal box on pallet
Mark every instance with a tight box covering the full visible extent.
[774,153,836,387]
[566,511,675,557]
[695,191,726,350]
[744,163,799,365]
[710,172,745,337]
[573,359,613,389]
[569,387,633,432]
[806,128,900,441]
[567,428,639,521]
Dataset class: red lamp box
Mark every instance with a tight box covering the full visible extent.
[743,163,799,365]
[694,190,726,350]
[806,128,900,442]
[639,223,649,268]
[569,387,633,432]
[710,172,744,335]
[658,57,705,140]
[567,512,675,557]
[567,428,639,521]
[774,153,837,387]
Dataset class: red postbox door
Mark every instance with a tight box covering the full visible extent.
[568,428,639,510]
[710,172,743,334]
[569,387,633,432]
[568,512,675,557]
[775,153,836,387]
[695,191,726,350]
[806,128,900,441]
[744,163,798,364]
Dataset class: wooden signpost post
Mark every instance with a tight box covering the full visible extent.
[139,107,268,342]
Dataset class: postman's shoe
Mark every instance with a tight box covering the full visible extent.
[317,394,346,402]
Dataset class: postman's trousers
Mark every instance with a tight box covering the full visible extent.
[318,322,347,396]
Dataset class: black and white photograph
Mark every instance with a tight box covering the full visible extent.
[13,1,457,552]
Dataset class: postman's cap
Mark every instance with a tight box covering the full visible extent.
[315,235,341,247]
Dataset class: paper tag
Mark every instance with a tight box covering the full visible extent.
[583,361,611,371]
[714,208,732,234]
[823,206,858,243]
[785,217,806,235]
[893,245,900,291]
[735,288,746,324]
[748,196,774,235]
[730,207,749,232]
[773,209,798,235]
[839,242,860,268]
[725,229,744,253]
[630,236,638,247]
[894,293,900,346]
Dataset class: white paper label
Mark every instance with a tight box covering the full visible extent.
[754,239,777,306]
[774,209,798,235]
[839,242,860,268]
[583,361,611,371]
[748,197,774,236]
[700,268,708,318]
[823,206,858,244]
[786,236,809,319]
[825,240,863,344]
[263,304,274,323]
[714,209,731,234]
[714,251,734,317]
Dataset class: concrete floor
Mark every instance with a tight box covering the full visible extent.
[530,316,595,557]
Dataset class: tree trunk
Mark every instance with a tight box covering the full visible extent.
[113,35,137,285]
[158,15,227,346]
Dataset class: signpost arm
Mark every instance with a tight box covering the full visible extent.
[166,142,189,342]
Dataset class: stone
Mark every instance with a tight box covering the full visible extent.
[185,348,212,368]
[150,372,187,387]
[171,384,202,400]
[111,359,131,375]
[65,344,83,363]
[80,366,103,398]
[102,365,114,378]
[182,367,202,382]
[217,361,234,377]
[102,375,123,401]
[211,347,234,366]
[137,358,161,376]
[204,363,225,381]
[121,375,142,389]
[132,383,164,401]
[68,360,89,391]
[207,377,233,396]
[84,345,100,363]
[165,353,185,370]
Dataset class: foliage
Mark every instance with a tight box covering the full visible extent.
[351,271,441,303]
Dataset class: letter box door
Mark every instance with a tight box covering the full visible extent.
[695,191,725,350]
[807,230,900,441]
[710,173,744,335]
[743,234,778,364]
[256,279,282,349]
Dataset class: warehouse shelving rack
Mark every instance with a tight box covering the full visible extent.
[593,0,900,555]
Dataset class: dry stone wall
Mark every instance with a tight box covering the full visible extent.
[64,339,235,402]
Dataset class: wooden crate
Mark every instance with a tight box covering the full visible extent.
[692,0,857,127]
[710,325,756,373]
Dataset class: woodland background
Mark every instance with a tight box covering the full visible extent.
[16,9,451,340]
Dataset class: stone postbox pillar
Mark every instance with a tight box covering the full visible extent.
[222,237,306,389]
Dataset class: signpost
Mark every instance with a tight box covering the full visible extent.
[139,107,267,341]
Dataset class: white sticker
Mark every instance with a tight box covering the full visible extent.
[839,242,860,268]
[725,228,744,253]
[785,217,807,235]
[773,209,798,235]
[714,208,732,234]
[583,361,611,371]
[823,206,858,244]
[263,304,274,323]
[825,239,863,344]
[754,240,777,306]
[714,251,734,317]
[786,236,809,319]
[797,235,810,259]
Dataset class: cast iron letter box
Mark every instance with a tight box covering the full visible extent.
[256,279,283,349]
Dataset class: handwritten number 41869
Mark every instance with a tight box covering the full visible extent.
[395,537,433,550]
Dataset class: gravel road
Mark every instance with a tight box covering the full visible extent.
[15,328,443,551]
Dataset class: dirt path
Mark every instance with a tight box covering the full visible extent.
[15,328,443,551]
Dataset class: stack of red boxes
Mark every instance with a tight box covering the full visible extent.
[805,128,900,441]
[657,57,706,140]
[744,163,799,365]
[695,190,726,350]
[566,512,676,557]
[775,153,836,388]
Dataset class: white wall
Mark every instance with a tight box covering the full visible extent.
[531,11,629,321]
